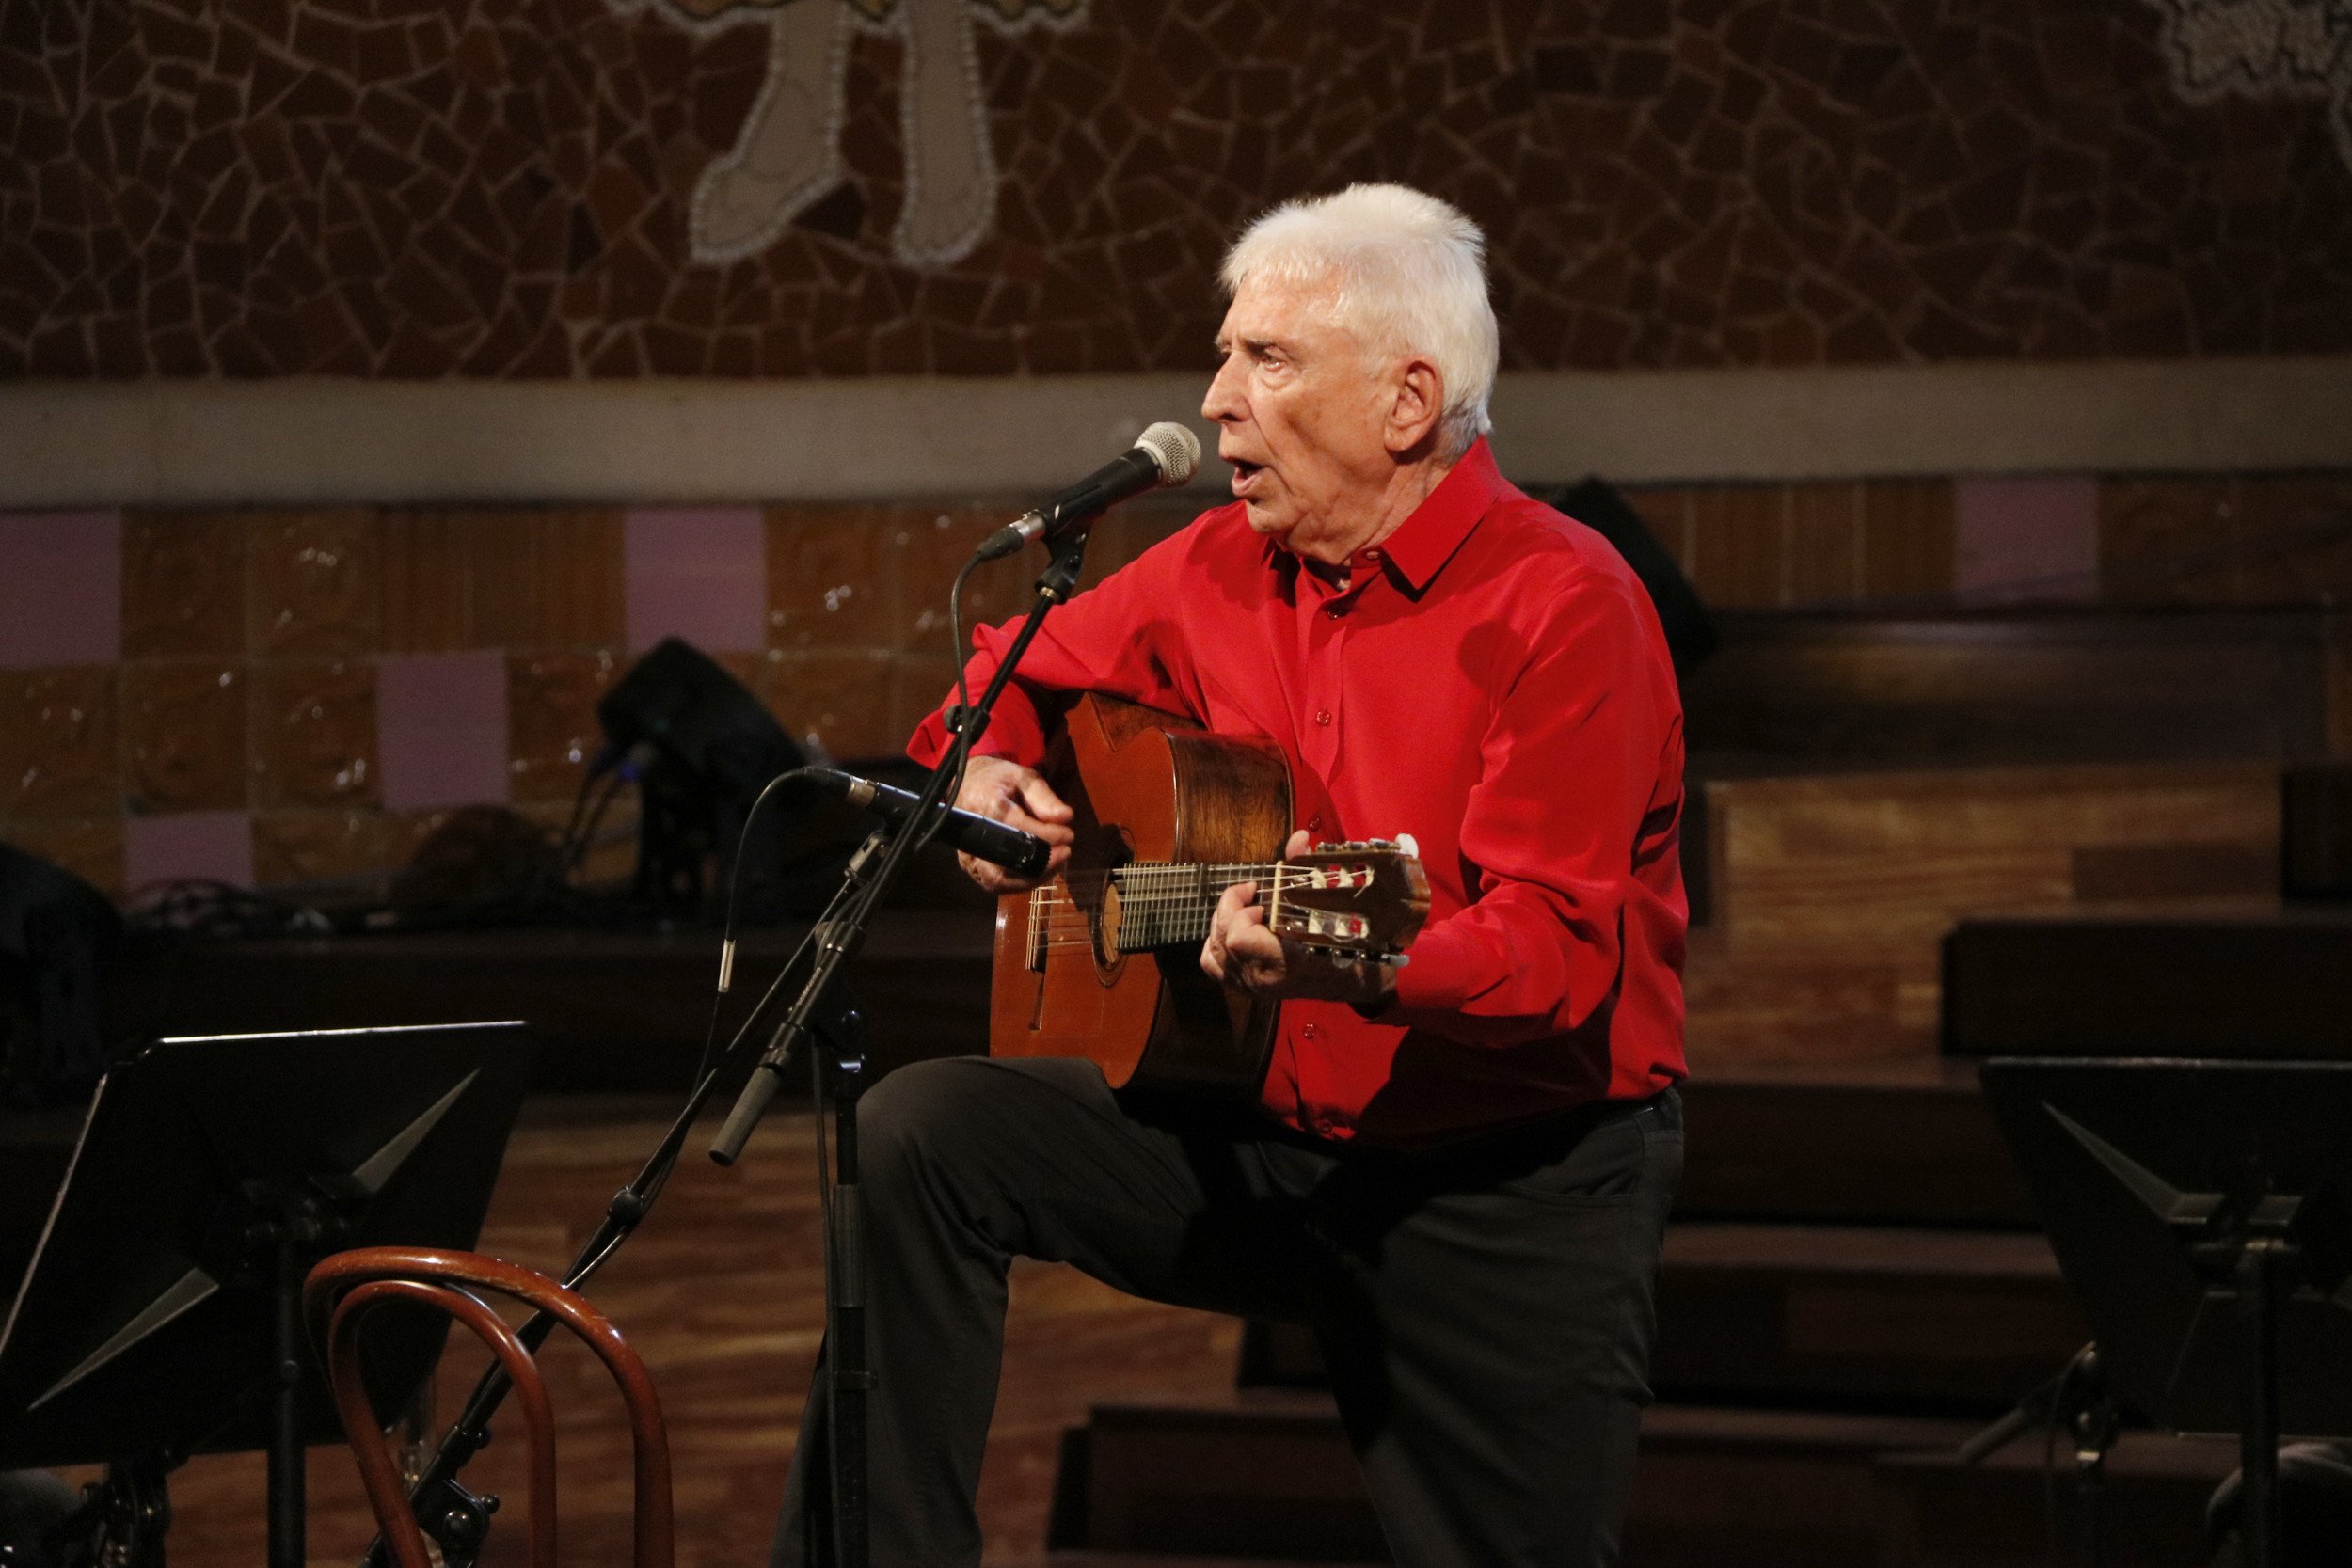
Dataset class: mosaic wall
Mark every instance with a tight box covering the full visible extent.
[5,0,2351,380]
[4,471,2350,900]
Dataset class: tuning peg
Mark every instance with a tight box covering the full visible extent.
[1368,838,1393,850]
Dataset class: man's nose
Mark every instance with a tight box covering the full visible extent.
[1201,356,1245,423]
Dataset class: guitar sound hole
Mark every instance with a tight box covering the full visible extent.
[1082,829,1135,980]
[1095,881,1123,971]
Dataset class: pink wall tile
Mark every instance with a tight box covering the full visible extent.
[1953,477,2100,604]
[377,650,510,812]
[0,511,122,668]
[624,508,767,655]
[125,810,254,890]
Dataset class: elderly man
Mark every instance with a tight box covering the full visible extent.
[772,184,1688,1568]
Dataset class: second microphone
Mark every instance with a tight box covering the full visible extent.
[803,767,1052,880]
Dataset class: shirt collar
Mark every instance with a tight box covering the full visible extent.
[1348,437,1507,593]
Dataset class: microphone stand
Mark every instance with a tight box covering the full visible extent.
[707,525,1094,1568]
[358,847,857,1568]
[362,528,1091,1568]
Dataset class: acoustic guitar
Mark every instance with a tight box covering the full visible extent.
[988,694,1431,1095]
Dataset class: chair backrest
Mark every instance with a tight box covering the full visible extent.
[303,1246,674,1568]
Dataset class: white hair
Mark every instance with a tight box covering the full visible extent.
[1219,183,1499,460]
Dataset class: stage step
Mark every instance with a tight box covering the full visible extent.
[1239,1222,2084,1413]
[1658,1223,2082,1410]
[1676,1059,2032,1227]
[1054,1390,1986,1566]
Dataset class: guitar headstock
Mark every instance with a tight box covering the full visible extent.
[1268,835,1431,962]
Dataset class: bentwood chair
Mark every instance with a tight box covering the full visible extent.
[303,1246,675,1568]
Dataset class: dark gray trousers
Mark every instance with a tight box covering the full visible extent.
[771,1055,1682,1568]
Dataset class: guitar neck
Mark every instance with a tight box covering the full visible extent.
[1109,862,1280,952]
[1020,841,1426,972]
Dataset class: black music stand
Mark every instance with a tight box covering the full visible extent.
[0,1022,533,1568]
[1980,1057,2352,1568]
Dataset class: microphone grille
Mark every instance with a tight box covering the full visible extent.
[1136,421,1202,486]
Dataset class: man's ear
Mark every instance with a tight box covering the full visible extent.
[1386,356,1446,454]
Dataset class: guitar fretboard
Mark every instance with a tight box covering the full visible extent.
[1105,862,1283,950]
[1024,862,1286,966]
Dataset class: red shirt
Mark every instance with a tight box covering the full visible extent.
[909,439,1688,1148]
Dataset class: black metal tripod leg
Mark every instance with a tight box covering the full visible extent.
[268,1231,305,1568]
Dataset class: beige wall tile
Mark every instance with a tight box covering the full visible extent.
[890,506,1036,655]
[757,650,900,760]
[469,509,627,650]
[0,666,119,816]
[508,649,624,804]
[122,511,247,658]
[1788,483,1863,605]
[1690,485,1789,610]
[121,660,247,813]
[247,511,380,657]
[249,657,379,808]
[378,510,473,653]
[2233,475,2352,607]
[767,504,896,652]
[2099,478,2236,607]
[1859,479,1955,602]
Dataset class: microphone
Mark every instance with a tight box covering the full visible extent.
[806,768,1052,879]
[977,421,1203,562]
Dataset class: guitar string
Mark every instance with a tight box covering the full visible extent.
[1026,867,1391,951]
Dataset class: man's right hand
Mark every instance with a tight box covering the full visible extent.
[954,755,1074,894]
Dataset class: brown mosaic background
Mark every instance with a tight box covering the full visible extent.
[4,0,2350,380]
[6,471,2351,899]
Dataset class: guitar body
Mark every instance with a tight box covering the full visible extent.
[989,694,1292,1094]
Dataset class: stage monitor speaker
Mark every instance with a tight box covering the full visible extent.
[596,638,803,918]
[0,842,121,1104]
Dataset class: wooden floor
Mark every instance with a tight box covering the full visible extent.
[69,1097,1241,1568]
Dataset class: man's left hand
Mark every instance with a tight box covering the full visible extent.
[1200,830,1400,1008]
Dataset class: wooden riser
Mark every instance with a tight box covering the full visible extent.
[1675,1060,2033,1227]
[1656,1225,2084,1410]
[1063,1392,1987,1567]
[1703,760,2280,953]
[1241,1222,2086,1414]
[1684,758,2285,1067]
[1680,610,2334,779]
[1060,1392,2235,1568]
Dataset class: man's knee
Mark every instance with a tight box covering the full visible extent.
[856,1055,991,1182]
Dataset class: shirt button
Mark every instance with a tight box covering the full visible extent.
[1307,812,1323,832]
[1325,606,1342,619]
[1362,547,1382,562]
[1314,708,1331,726]
[1301,1022,1319,1039]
